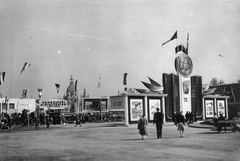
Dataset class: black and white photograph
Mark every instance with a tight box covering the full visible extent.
[0,1,240,161]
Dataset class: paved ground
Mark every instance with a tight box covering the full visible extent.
[0,122,239,161]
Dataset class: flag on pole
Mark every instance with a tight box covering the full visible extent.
[185,32,189,55]
[97,77,101,89]
[55,83,60,93]
[75,80,78,92]
[22,90,27,98]
[0,72,6,85]
[123,73,128,85]
[175,45,186,54]
[20,62,31,75]
[5,96,9,104]
[162,31,177,46]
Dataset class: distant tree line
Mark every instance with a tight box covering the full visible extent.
[210,78,240,85]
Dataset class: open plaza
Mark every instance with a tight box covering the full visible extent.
[0,122,240,161]
[0,1,240,161]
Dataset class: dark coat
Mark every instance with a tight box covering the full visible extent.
[153,112,164,124]
[176,113,185,125]
[138,117,148,135]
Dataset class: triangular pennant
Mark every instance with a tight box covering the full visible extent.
[20,62,31,75]
[162,31,177,46]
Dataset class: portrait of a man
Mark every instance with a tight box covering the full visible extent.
[178,55,193,77]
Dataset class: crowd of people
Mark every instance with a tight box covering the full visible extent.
[0,113,14,130]
[0,111,53,130]
[184,111,197,124]
[0,111,124,130]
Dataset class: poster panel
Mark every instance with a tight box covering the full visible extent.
[183,81,190,94]
[100,100,107,111]
[84,101,93,111]
[217,100,226,117]
[205,100,214,118]
[149,99,161,121]
[130,99,143,121]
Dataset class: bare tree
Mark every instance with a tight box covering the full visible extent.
[238,79,240,83]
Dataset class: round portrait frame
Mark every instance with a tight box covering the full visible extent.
[175,52,193,78]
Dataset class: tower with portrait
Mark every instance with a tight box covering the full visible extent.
[162,31,204,121]
[175,52,193,114]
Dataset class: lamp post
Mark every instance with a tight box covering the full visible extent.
[37,87,42,121]
[99,96,107,123]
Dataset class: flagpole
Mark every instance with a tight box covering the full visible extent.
[176,29,178,49]
[27,71,30,127]
[187,31,189,55]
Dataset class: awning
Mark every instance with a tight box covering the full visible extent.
[49,107,66,110]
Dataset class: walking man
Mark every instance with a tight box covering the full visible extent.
[153,108,164,139]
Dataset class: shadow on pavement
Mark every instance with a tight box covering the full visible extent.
[119,138,144,141]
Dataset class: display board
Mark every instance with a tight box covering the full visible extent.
[205,99,214,118]
[216,99,226,117]
[147,98,161,121]
[129,98,143,121]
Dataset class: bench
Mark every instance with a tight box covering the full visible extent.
[213,120,236,133]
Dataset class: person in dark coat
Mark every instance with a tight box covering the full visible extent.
[176,111,185,138]
[35,117,40,130]
[75,115,81,127]
[217,113,225,132]
[193,112,197,122]
[138,114,148,140]
[153,108,164,139]
[172,111,176,125]
[46,116,50,128]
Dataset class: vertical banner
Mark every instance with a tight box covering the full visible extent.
[179,76,191,114]
[75,80,78,92]
[55,84,60,93]
[163,73,173,121]
[171,73,180,113]
[97,77,101,89]
[22,90,27,98]
[0,72,6,85]
[123,73,128,85]
[38,88,42,99]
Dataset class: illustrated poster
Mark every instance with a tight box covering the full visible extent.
[205,100,214,118]
[130,99,143,121]
[217,100,225,117]
[149,99,161,121]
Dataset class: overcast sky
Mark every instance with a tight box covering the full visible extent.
[0,0,240,99]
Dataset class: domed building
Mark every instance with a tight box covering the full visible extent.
[63,75,78,113]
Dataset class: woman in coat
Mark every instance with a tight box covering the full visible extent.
[176,111,185,138]
[138,114,148,140]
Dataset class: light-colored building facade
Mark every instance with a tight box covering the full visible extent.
[0,98,36,114]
